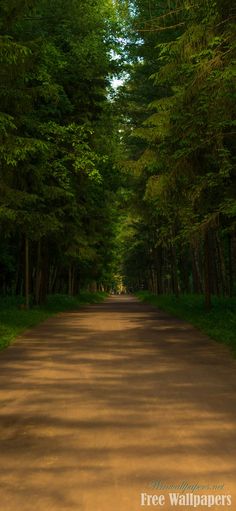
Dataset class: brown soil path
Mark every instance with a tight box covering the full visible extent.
[0,296,236,511]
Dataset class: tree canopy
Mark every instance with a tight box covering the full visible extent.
[116,0,236,307]
[0,0,235,308]
[0,0,123,303]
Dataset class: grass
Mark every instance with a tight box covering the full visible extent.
[0,291,107,351]
[137,291,236,356]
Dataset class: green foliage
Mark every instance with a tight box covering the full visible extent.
[1,0,235,311]
[0,0,124,298]
[117,0,236,301]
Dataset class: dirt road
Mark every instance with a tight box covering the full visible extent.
[0,296,236,511]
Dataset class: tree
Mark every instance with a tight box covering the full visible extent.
[0,0,122,302]
[117,0,236,305]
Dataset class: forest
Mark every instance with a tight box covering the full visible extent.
[0,1,236,348]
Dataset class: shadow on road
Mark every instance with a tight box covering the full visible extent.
[0,296,235,510]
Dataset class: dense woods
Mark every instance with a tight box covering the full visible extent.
[119,0,236,309]
[0,0,122,305]
[0,0,236,311]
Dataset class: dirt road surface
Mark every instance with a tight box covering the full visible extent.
[0,296,236,511]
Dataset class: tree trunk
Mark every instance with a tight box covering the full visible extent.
[71,266,75,296]
[155,247,163,294]
[181,254,190,293]
[228,233,233,297]
[68,265,75,296]
[49,266,58,294]
[204,230,212,311]
[216,232,227,296]
[171,245,179,297]
[25,236,30,310]
[39,242,49,304]
[191,246,203,294]
[35,240,42,305]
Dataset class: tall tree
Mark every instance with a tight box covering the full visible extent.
[118,0,236,304]
[0,0,122,302]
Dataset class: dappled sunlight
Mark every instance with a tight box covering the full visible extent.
[0,297,236,510]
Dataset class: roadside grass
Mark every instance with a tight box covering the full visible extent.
[137,291,236,355]
[0,292,107,351]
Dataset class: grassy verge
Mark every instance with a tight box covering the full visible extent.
[137,291,236,355]
[0,292,107,351]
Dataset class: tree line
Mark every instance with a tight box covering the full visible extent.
[0,0,122,306]
[119,0,236,308]
[1,0,235,309]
